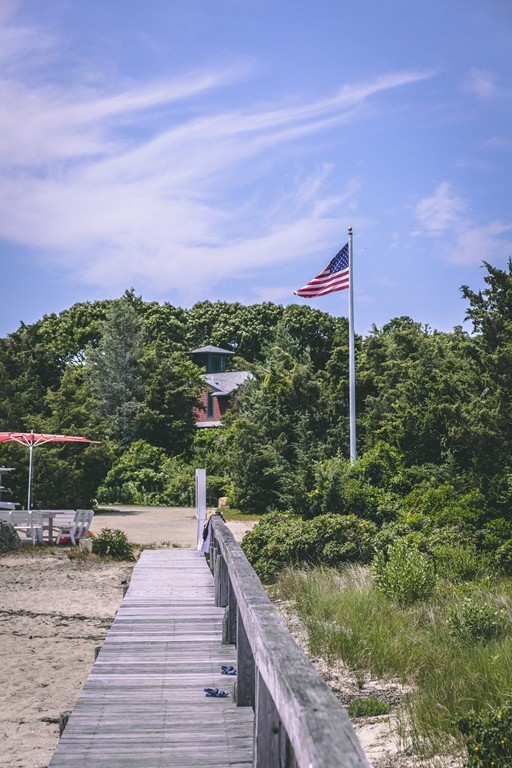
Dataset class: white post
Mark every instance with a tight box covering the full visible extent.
[27,443,34,510]
[348,227,356,463]
[195,468,207,550]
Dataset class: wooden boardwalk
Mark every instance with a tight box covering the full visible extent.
[49,550,254,767]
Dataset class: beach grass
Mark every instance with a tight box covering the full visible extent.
[276,565,512,759]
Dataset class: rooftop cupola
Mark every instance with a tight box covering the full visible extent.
[187,345,234,374]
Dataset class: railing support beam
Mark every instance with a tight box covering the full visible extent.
[235,607,255,708]
[254,671,282,768]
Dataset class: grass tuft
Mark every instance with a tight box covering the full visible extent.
[348,697,391,718]
[275,565,512,758]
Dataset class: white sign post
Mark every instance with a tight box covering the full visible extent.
[195,468,207,551]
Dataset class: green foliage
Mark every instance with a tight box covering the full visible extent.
[478,518,512,552]
[96,440,196,506]
[2,261,512,546]
[96,440,169,504]
[308,456,398,523]
[276,566,512,758]
[432,542,491,584]
[92,528,136,560]
[457,701,512,767]
[136,349,201,455]
[348,697,391,718]
[447,597,508,643]
[371,539,437,605]
[495,540,512,574]
[242,512,376,582]
[309,514,377,566]
[403,484,488,531]
[358,317,481,467]
[86,296,144,445]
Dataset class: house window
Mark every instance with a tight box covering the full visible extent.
[207,392,215,418]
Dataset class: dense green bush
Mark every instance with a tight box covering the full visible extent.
[92,528,136,561]
[447,596,507,643]
[307,457,398,523]
[308,514,377,566]
[431,542,491,583]
[457,701,512,767]
[495,539,512,575]
[96,440,197,506]
[477,518,512,552]
[241,512,376,582]
[403,485,488,531]
[371,539,437,605]
[96,440,169,504]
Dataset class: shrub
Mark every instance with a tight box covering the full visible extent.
[241,512,377,582]
[307,456,397,523]
[241,512,311,581]
[92,528,136,561]
[447,597,507,643]
[478,518,512,553]
[348,697,391,718]
[403,485,487,531]
[457,701,512,767]
[431,542,491,583]
[371,539,437,605]
[495,539,512,575]
[309,514,376,566]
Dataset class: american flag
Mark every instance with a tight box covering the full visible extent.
[294,243,349,298]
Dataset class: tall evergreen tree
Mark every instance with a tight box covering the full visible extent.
[86,297,144,446]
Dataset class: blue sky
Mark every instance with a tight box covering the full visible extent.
[0,0,511,338]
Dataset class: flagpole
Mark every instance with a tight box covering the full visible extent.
[348,227,356,463]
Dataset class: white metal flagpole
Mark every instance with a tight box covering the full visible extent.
[348,227,356,463]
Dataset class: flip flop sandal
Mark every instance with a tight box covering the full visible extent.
[204,688,228,698]
[221,666,236,675]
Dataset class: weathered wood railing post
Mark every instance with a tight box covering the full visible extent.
[254,671,282,767]
[235,605,255,707]
[209,516,372,768]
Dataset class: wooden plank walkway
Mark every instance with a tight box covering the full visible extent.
[49,550,254,767]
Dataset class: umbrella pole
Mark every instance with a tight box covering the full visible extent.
[27,443,33,510]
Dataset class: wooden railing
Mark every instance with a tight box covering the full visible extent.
[209,515,372,768]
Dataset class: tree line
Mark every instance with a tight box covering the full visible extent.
[0,261,510,544]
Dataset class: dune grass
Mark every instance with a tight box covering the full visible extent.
[276,565,512,758]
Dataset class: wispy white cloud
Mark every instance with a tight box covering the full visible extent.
[0,10,432,299]
[482,136,512,150]
[415,182,468,235]
[414,183,512,265]
[464,68,498,99]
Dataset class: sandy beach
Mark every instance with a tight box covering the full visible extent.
[0,507,252,768]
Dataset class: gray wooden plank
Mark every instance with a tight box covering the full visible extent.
[49,550,254,768]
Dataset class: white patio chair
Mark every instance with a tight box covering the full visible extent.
[9,511,44,545]
[75,509,94,540]
[53,511,80,545]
